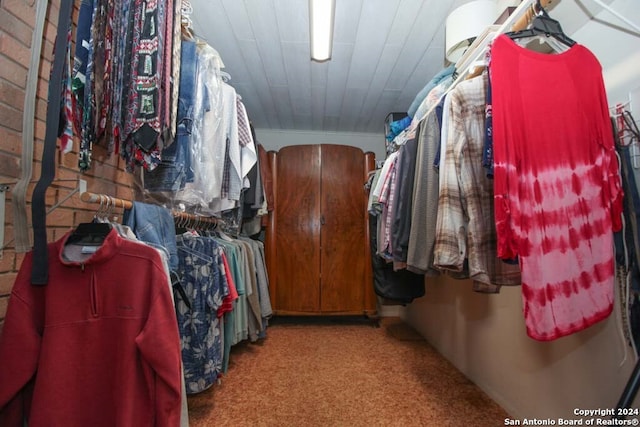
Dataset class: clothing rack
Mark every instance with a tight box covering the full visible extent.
[452,0,548,81]
[411,0,543,128]
[79,191,219,227]
[403,0,640,412]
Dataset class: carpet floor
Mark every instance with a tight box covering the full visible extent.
[187,317,510,426]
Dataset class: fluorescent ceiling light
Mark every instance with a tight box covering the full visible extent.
[309,0,335,62]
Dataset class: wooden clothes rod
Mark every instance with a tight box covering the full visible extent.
[80,191,133,210]
[510,0,555,32]
[79,191,218,226]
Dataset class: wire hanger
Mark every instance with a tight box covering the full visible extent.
[181,0,196,41]
[506,0,576,48]
[623,110,640,143]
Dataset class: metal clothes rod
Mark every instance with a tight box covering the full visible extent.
[590,0,640,34]
[79,191,218,226]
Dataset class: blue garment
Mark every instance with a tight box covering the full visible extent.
[432,95,447,169]
[482,72,494,178]
[213,238,243,373]
[407,65,456,118]
[122,202,178,271]
[73,0,95,171]
[72,0,93,88]
[143,40,198,190]
[174,235,228,394]
[386,116,412,142]
[615,144,640,293]
[614,143,640,351]
[222,310,235,373]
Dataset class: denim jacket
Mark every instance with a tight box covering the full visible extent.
[144,40,198,192]
[122,201,179,271]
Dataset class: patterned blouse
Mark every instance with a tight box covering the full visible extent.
[174,234,229,393]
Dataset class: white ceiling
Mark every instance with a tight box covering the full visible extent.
[188,0,623,134]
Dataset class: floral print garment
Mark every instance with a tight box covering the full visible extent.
[175,234,229,393]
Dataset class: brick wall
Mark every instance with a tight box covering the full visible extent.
[0,1,134,326]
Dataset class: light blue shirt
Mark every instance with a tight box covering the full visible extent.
[407,65,456,118]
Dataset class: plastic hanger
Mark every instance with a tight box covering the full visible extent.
[216,228,234,242]
[66,195,113,246]
[506,1,576,48]
[66,222,112,246]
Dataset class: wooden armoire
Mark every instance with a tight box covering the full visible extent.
[265,144,377,316]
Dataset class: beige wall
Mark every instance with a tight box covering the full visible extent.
[403,276,639,419]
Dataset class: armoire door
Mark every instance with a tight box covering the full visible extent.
[274,145,322,312]
[270,144,374,315]
[320,145,367,312]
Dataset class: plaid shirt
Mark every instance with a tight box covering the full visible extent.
[433,74,521,290]
[236,97,252,147]
[220,83,241,200]
[376,151,399,258]
[236,96,257,190]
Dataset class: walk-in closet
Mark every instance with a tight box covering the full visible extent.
[0,0,639,425]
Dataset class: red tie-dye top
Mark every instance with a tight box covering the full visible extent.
[490,34,623,341]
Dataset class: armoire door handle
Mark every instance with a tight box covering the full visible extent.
[320,215,325,225]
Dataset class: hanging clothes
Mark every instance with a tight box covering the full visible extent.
[183,232,271,375]
[171,42,217,208]
[237,96,258,191]
[212,235,248,366]
[91,0,108,144]
[433,73,521,293]
[209,83,242,212]
[613,119,640,352]
[369,169,425,304]
[143,39,198,193]
[406,111,442,276]
[390,127,420,268]
[174,233,229,394]
[490,34,623,341]
[0,229,183,426]
[72,0,179,171]
[407,64,456,119]
[72,0,97,171]
[58,24,74,153]
[122,201,179,272]
[239,237,273,321]
[406,80,450,276]
[257,143,275,215]
[372,150,400,259]
[120,0,166,171]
